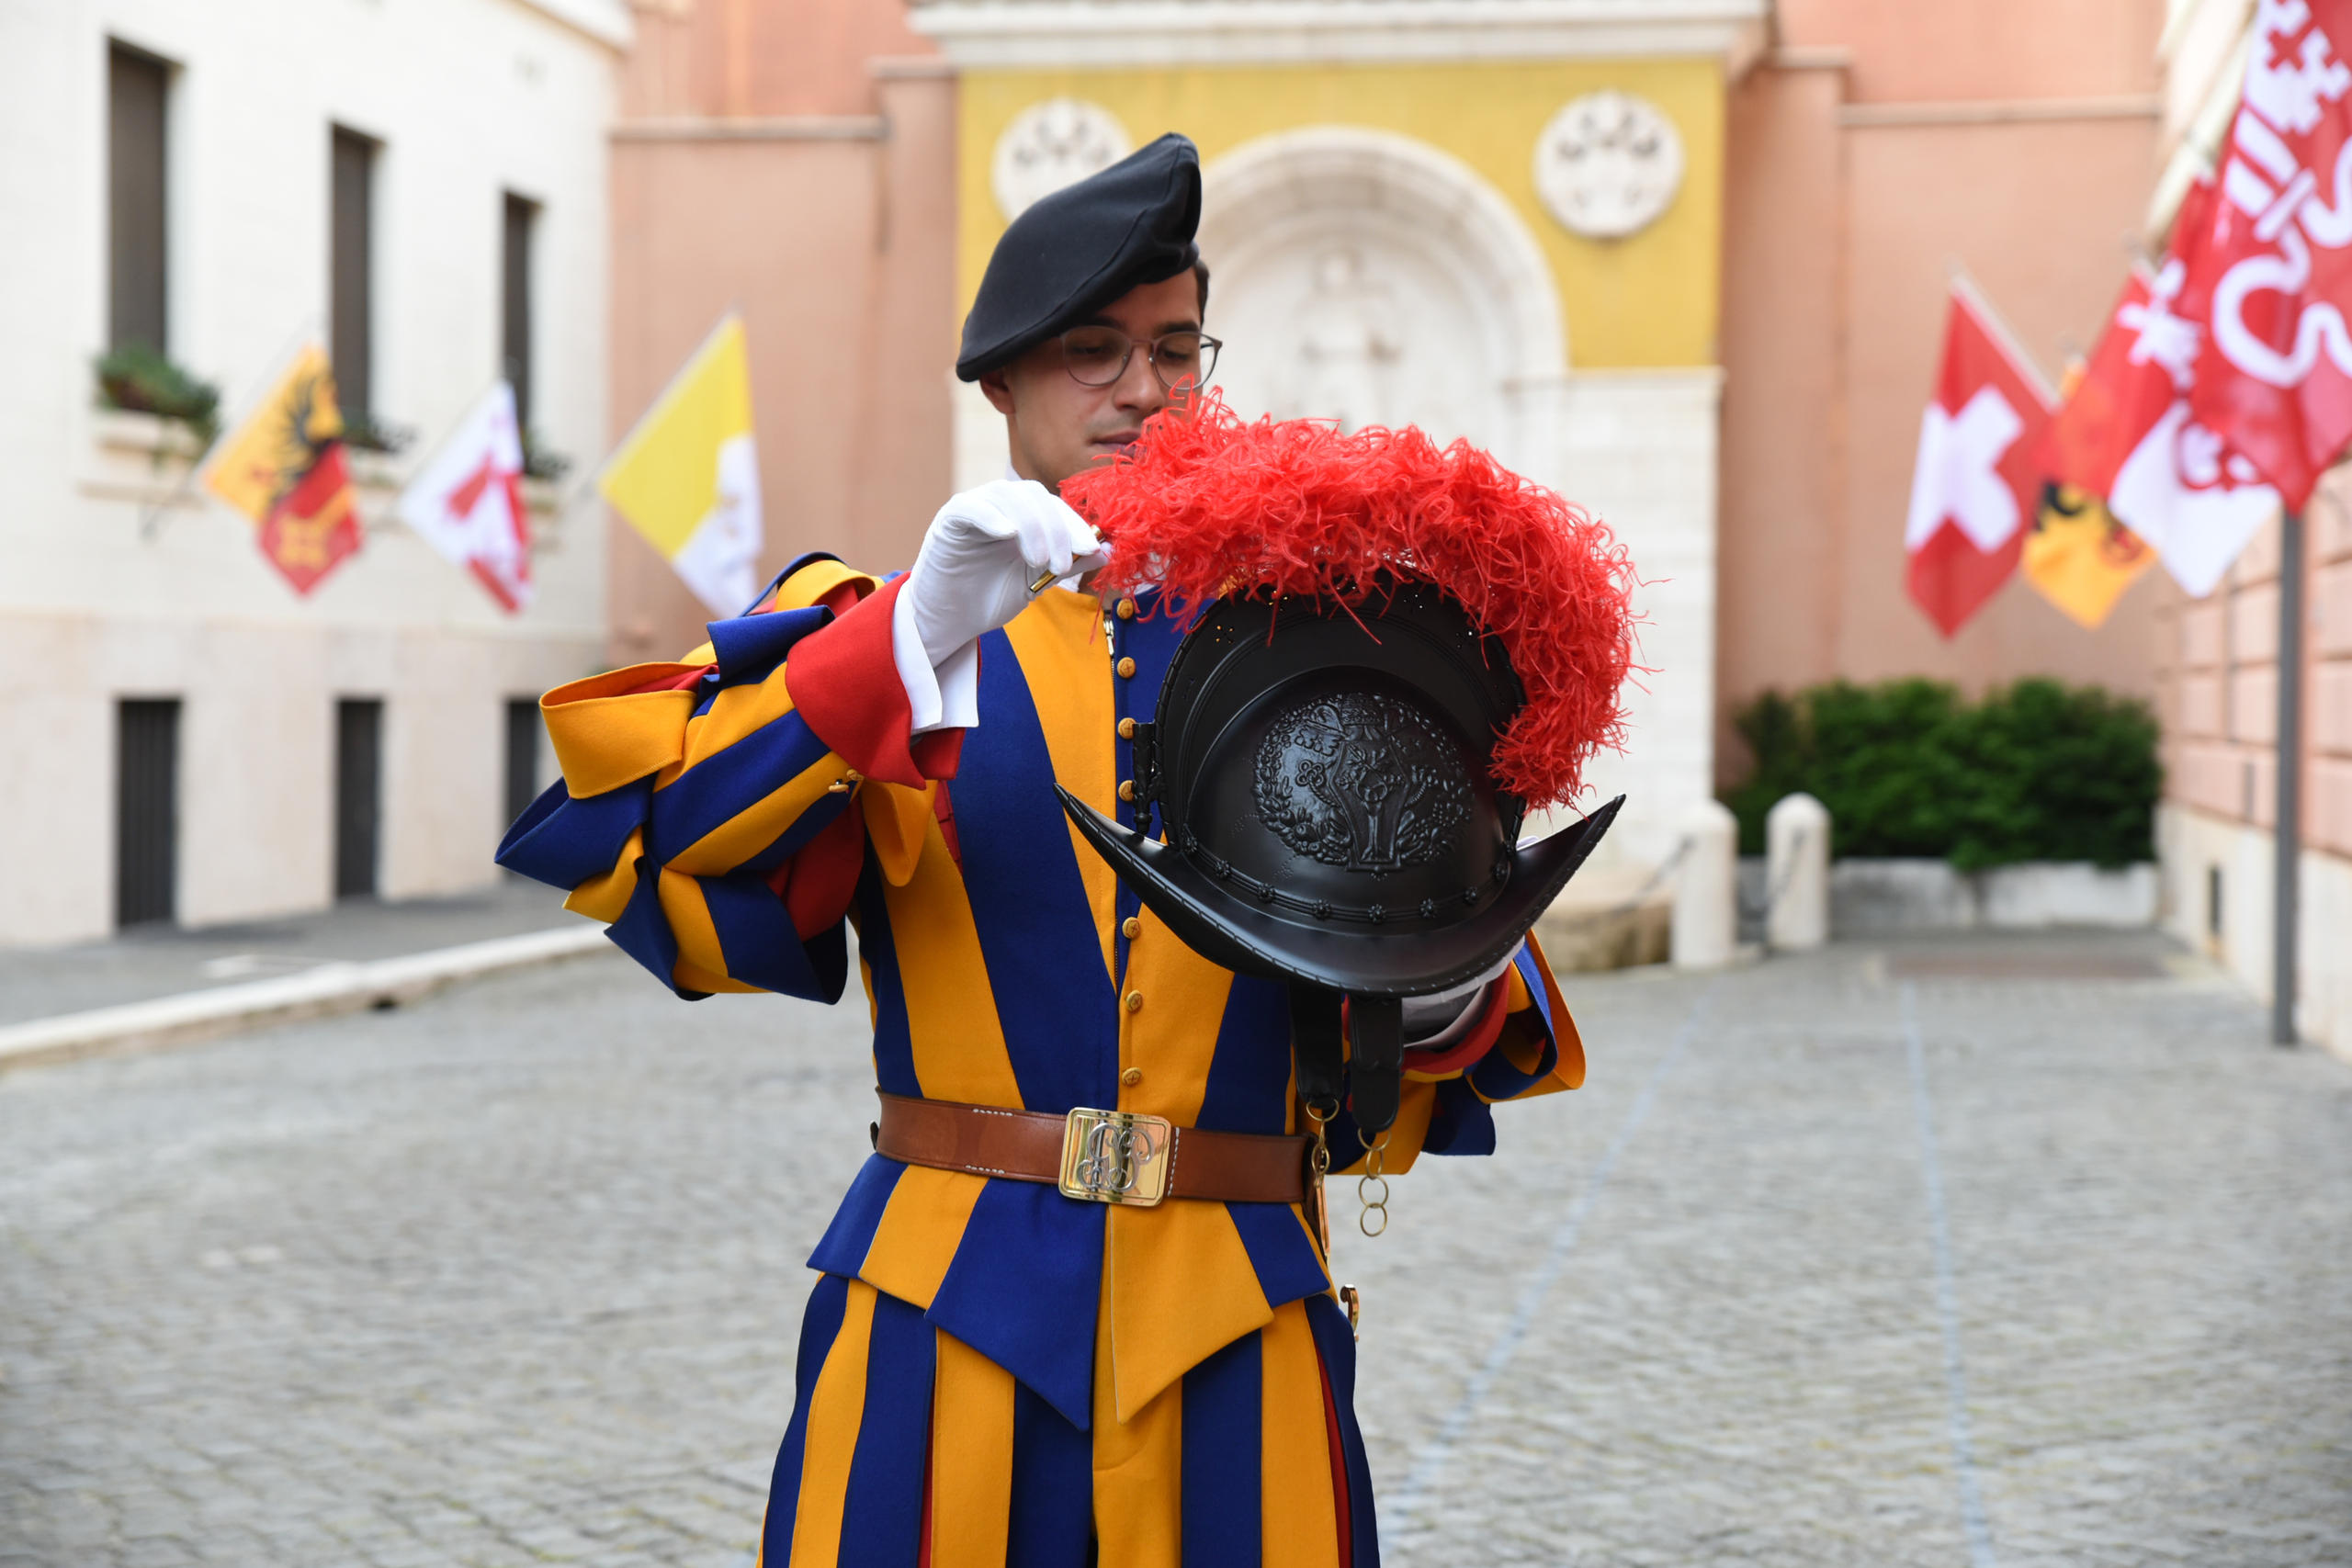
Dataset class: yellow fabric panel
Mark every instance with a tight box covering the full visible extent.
[684,658,808,761]
[666,749,846,879]
[881,823,1024,1109]
[772,558,877,614]
[543,683,700,798]
[787,1278,877,1568]
[1001,592,1120,991]
[1105,1199,1275,1422]
[858,1166,989,1312]
[1091,1268,1182,1568]
[1260,1301,1341,1568]
[1116,910,1233,1127]
[562,828,642,925]
[655,867,732,987]
[956,62,1726,370]
[929,1329,1014,1568]
[864,782,936,889]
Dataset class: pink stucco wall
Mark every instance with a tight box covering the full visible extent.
[606,4,953,663]
[1716,0,2169,785]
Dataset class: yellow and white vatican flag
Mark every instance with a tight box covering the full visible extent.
[597,312,763,615]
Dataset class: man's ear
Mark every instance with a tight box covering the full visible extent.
[978,369,1016,417]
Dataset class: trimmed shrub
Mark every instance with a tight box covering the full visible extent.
[1722,678,2159,871]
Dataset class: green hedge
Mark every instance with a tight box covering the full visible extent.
[1721,678,2159,871]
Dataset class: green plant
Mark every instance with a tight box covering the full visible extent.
[1722,678,2159,870]
[521,429,571,483]
[93,341,220,450]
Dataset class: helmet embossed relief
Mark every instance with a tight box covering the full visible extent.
[1057,582,1618,1002]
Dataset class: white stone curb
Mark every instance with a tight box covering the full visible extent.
[0,925,612,1074]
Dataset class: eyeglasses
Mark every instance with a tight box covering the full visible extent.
[1058,327,1222,390]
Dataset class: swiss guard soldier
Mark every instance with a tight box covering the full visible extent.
[498,132,1636,1568]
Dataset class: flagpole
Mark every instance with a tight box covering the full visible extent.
[2273,509,2305,1047]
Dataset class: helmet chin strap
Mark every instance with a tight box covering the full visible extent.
[1285,985,1404,1141]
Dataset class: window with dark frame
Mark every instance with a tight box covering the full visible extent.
[108,42,171,354]
[116,698,180,929]
[334,698,383,900]
[330,127,379,419]
[503,697,541,833]
[502,193,539,433]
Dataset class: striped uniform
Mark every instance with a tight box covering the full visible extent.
[499,554,1586,1568]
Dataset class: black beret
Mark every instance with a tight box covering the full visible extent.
[956,132,1202,382]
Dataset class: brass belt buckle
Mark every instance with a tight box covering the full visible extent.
[1058,1107,1175,1206]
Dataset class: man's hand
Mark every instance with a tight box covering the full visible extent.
[903,479,1112,665]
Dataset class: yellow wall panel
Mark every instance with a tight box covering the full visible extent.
[956,60,1724,369]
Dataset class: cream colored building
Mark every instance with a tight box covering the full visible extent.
[0,0,628,945]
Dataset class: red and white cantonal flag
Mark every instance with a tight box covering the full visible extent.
[2043,178,2281,598]
[2182,0,2352,512]
[396,382,534,612]
[1903,279,2055,637]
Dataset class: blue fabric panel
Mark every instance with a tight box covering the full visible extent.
[1514,942,1557,1037]
[1114,590,1186,840]
[1305,1293,1381,1568]
[807,1156,906,1280]
[646,712,833,865]
[763,1271,852,1568]
[1180,1328,1263,1568]
[1463,945,1559,1101]
[741,791,851,874]
[495,777,650,888]
[1193,973,1295,1134]
[951,629,1117,1114]
[854,864,920,1099]
[605,856,697,998]
[839,1287,937,1568]
[1419,1081,1498,1157]
[925,1180,1103,1429]
[702,874,835,1002]
[1006,1379,1093,1568]
[1227,1201,1330,1311]
[707,603,831,688]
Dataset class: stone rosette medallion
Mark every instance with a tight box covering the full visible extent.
[991,99,1133,220]
[1532,90,1686,240]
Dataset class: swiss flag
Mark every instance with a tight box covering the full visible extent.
[1904,280,2055,637]
[2178,0,2352,510]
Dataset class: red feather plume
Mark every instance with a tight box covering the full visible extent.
[1063,394,1637,809]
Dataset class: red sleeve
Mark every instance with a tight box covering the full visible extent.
[783,574,967,789]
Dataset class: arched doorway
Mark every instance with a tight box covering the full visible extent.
[1196,127,1566,477]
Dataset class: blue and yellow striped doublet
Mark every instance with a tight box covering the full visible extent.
[499,556,1586,1567]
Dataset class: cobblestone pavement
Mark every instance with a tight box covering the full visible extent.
[3,931,2348,1567]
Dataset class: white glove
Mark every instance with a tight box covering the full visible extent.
[1401,951,1519,1044]
[903,479,1112,666]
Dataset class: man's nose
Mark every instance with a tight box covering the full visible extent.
[1114,349,1166,414]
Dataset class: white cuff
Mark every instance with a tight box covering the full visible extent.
[892,578,981,737]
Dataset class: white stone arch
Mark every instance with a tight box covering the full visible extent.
[1195,126,1567,474]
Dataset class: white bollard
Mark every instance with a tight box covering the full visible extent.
[1672,800,1739,970]
[1766,792,1831,951]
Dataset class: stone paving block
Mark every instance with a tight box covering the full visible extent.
[3,936,2349,1565]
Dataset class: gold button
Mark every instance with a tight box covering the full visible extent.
[1118,779,1136,802]
[1125,990,1144,1013]
[1117,598,1137,620]
[1122,916,1142,940]
[1118,716,1137,739]
[1121,1066,1143,1087]
[1116,657,1136,678]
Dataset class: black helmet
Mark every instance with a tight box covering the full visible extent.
[1057,581,1619,1136]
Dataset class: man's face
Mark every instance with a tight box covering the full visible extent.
[980,271,1204,491]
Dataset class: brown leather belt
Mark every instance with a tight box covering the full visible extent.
[874,1091,1310,1208]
